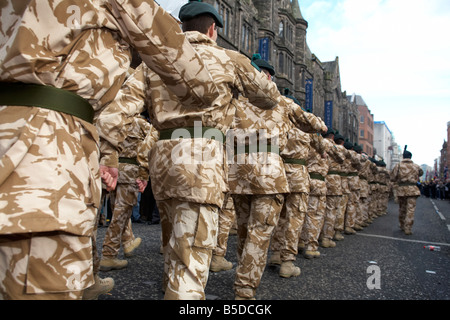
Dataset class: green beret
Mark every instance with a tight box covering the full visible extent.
[334,133,344,142]
[353,144,363,153]
[251,54,275,76]
[322,128,335,137]
[179,0,223,28]
[344,140,353,150]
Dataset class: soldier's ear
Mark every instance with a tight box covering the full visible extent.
[207,23,216,39]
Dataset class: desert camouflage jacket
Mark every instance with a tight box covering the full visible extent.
[344,149,362,191]
[117,116,158,184]
[228,96,326,194]
[390,159,423,197]
[307,134,329,196]
[0,0,217,236]
[325,139,346,196]
[358,157,371,198]
[98,31,281,207]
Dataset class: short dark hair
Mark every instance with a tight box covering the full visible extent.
[181,14,215,34]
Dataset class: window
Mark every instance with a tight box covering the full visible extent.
[241,22,252,53]
[215,1,231,38]
[360,129,364,138]
[279,21,284,38]
[360,115,364,123]
[278,52,284,74]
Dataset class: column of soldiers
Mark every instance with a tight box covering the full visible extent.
[0,0,422,301]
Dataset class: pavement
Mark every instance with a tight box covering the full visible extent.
[96,195,450,301]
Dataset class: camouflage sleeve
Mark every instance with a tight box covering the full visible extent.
[108,0,219,109]
[97,63,148,167]
[418,165,424,177]
[327,142,345,164]
[137,123,159,180]
[285,97,328,134]
[310,133,326,155]
[390,164,399,182]
[233,52,281,109]
[350,151,362,170]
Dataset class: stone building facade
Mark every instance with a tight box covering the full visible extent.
[207,0,360,142]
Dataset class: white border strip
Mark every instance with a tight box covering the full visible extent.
[430,199,446,220]
[356,232,450,247]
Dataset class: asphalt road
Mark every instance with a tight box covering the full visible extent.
[96,195,450,301]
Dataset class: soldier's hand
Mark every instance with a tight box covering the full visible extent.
[136,179,148,193]
[100,165,118,191]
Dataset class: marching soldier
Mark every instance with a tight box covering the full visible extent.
[270,99,327,276]
[0,0,219,300]
[356,149,371,227]
[343,141,362,234]
[97,1,283,300]
[332,133,350,241]
[320,129,346,248]
[230,56,326,298]
[376,160,391,216]
[100,114,159,271]
[390,147,423,235]
[299,133,329,258]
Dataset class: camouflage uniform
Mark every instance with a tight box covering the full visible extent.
[299,134,329,254]
[0,0,218,300]
[321,138,346,244]
[101,116,158,261]
[390,158,423,234]
[357,156,372,226]
[333,142,351,239]
[271,103,327,265]
[343,148,362,233]
[231,94,326,297]
[99,28,281,299]
[377,164,390,216]
[367,160,380,222]
[229,95,289,299]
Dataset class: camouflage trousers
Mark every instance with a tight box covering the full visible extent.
[214,193,236,257]
[321,195,342,240]
[271,192,308,261]
[300,195,326,251]
[335,194,348,232]
[368,192,379,220]
[345,190,360,228]
[377,193,389,215]
[233,194,284,299]
[357,196,369,225]
[159,198,219,300]
[398,196,418,232]
[102,183,139,258]
[0,232,92,300]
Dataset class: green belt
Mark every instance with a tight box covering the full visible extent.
[347,172,358,176]
[0,82,94,123]
[398,182,417,186]
[119,157,139,165]
[328,170,346,176]
[369,182,378,185]
[309,172,325,181]
[159,126,225,141]
[283,158,307,165]
[359,176,367,180]
[234,144,279,155]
